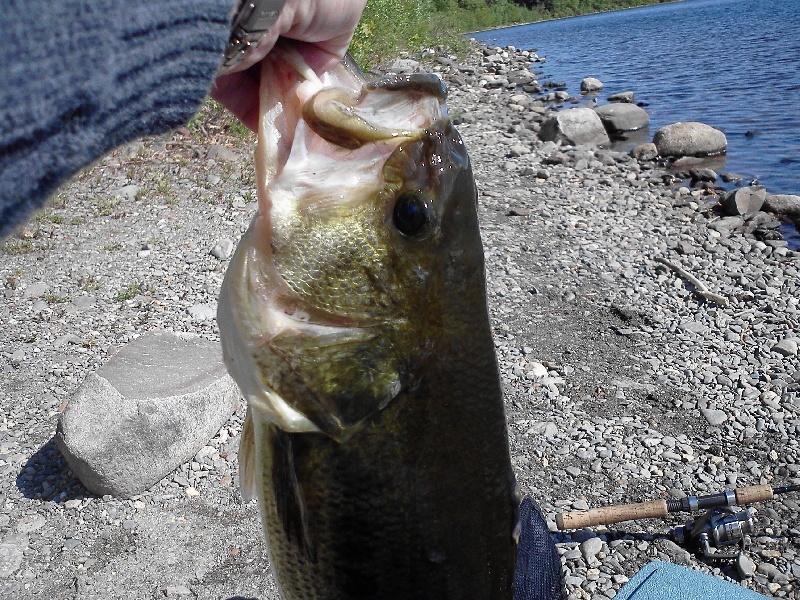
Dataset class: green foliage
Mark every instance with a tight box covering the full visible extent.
[351,0,438,66]
[2,240,35,255]
[350,0,668,67]
[93,196,120,217]
[115,283,140,302]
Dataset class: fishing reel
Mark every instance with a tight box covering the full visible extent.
[672,507,756,560]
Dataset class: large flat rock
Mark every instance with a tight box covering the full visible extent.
[56,331,239,497]
[594,103,650,132]
[538,107,610,147]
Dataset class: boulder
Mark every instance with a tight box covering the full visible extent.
[538,108,610,147]
[580,77,603,93]
[720,186,766,216]
[608,91,635,103]
[56,331,239,497]
[509,70,535,85]
[653,122,727,157]
[594,103,650,132]
[764,194,800,217]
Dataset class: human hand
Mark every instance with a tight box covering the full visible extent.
[211,0,367,131]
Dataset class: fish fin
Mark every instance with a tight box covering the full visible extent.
[272,428,316,563]
[238,408,258,503]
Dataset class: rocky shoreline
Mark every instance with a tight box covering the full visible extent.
[1,44,799,598]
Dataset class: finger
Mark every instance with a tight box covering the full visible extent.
[210,66,261,132]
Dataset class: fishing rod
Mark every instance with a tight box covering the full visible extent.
[557,484,800,530]
[557,484,800,560]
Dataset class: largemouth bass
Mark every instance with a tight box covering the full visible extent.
[218,50,518,599]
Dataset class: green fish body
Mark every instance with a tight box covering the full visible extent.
[218,51,518,600]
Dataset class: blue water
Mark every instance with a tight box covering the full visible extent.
[471,0,800,198]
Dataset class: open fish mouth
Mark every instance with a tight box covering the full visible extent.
[218,48,456,441]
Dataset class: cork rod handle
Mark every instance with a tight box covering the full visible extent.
[556,499,669,530]
[735,484,773,505]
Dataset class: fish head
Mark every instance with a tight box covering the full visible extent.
[219,55,484,441]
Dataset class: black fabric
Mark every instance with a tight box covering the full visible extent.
[514,497,566,600]
[0,0,234,238]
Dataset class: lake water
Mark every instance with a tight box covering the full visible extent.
[470,0,800,200]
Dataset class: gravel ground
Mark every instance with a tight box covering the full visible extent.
[1,45,799,599]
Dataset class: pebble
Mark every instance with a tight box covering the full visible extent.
[0,534,27,577]
[165,585,193,596]
[15,515,45,534]
[187,303,217,321]
[22,282,48,299]
[736,553,756,579]
[772,338,798,357]
[700,408,727,426]
[210,238,234,260]
[580,537,604,562]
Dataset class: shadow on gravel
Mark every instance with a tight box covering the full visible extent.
[553,530,671,544]
[226,597,257,600]
[16,437,92,502]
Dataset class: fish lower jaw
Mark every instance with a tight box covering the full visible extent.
[260,300,375,345]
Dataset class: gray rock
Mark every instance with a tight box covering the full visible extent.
[701,408,727,426]
[53,333,82,348]
[720,186,766,216]
[64,294,96,313]
[689,168,718,183]
[764,193,800,217]
[679,321,707,333]
[736,553,756,579]
[110,185,141,202]
[580,77,603,93]
[655,539,691,565]
[188,304,217,321]
[165,585,193,596]
[385,59,420,74]
[608,91,635,103]
[580,537,603,562]
[22,282,48,299]
[757,562,789,583]
[509,70,535,85]
[772,338,798,357]
[15,515,45,534]
[0,533,27,578]
[210,238,234,260]
[594,103,650,132]
[653,122,727,157]
[56,331,239,497]
[206,145,239,162]
[526,421,558,439]
[630,143,658,161]
[721,172,745,183]
[708,215,744,234]
[539,108,610,147]
[111,184,142,202]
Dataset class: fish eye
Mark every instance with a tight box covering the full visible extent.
[392,193,432,239]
